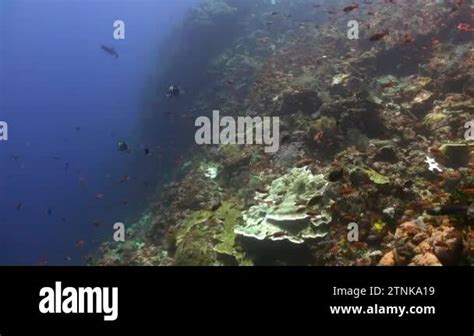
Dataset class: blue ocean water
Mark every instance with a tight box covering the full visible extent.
[0,0,199,265]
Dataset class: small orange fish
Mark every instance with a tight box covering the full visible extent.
[120,175,131,183]
[272,232,287,238]
[457,23,474,32]
[75,240,86,248]
[37,257,49,266]
[429,146,442,155]
[443,171,462,180]
[403,33,415,44]
[313,131,324,143]
[464,188,474,195]
[340,186,355,195]
[418,199,433,209]
[343,4,359,12]
[343,214,357,222]
[370,31,389,42]
[381,80,397,89]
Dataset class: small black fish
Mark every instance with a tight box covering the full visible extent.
[118,142,130,153]
[144,148,151,156]
[101,45,119,59]
[328,168,344,182]
[47,208,52,216]
[16,202,23,211]
[75,126,81,131]
[370,30,389,42]
[427,204,473,217]
[343,4,359,12]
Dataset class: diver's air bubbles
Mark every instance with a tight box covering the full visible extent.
[347,20,359,40]
[113,222,126,242]
[347,222,359,242]
[113,20,125,40]
[0,121,8,141]
[465,120,474,141]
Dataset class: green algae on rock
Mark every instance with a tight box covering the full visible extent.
[174,201,252,266]
[175,210,218,266]
[363,168,391,185]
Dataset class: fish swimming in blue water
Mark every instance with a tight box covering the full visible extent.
[166,85,180,98]
[118,142,131,153]
[101,45,119,59]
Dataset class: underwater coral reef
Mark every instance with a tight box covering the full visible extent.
[92,0,473,266]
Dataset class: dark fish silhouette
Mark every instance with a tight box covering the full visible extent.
[75,240,86,248]
[37,257,49,266]
[343,4,359,12]
[166,85,180,98]
[427,204,473,217]
[370,30,389,42]
[101,45,119,59]
[120,175,131,183]
[118,142,130,153]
